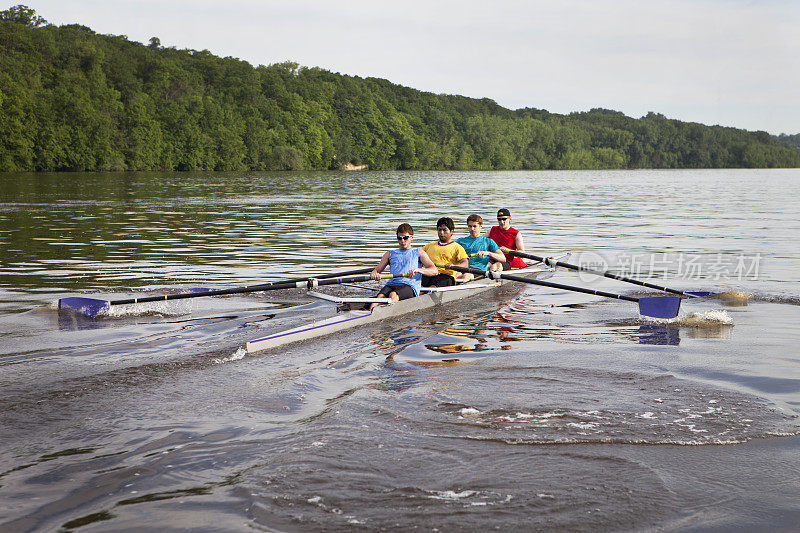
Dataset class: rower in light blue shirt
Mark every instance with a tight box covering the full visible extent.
[369,223,439,310]
[456,214,507,280]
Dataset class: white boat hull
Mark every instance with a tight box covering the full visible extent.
[246,260,563,354]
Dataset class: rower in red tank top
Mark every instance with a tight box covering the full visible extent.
[487,208,527,270]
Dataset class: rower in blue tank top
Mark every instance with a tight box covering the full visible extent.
[456,214,507,281]
[386,248,422,294]
[369,223,439,311]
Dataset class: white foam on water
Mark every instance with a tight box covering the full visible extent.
[105,301,189,318]
[213,346,246,364]
[424,488,516,508]
[538,411,565,419]
[429,490,477,501]
[717,291,751,301]
[679,309,734,326]
[567,421,600,430]
[460,407,481,417]
[447,433,759,446]
[649,309,733,327]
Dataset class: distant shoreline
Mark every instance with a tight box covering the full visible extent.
[2,7,799,173]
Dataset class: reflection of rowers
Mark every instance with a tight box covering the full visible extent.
[424,343,472,354]
[424,343,493,355]
[493,310,519,345]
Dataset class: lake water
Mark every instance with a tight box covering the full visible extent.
[1,169,799,531]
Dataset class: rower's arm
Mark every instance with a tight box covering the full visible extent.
[415,250,440,277]
[370,251,390,280]
[486,249,506,262]
[515,233,525,252]
[454,244,470,269]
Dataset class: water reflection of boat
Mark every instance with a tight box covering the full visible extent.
[246,257,567,354]
[637,324,681,345]
[637,322,733,344]
[58,308,111,331]
[685,324,733,340]
[424,343,474,354]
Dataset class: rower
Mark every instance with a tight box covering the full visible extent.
[488,208,527,271]
[421,217,469,287]
[368,223,438,310]
[456,214,506,282]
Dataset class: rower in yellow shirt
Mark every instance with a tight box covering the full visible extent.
[421,217,469,287]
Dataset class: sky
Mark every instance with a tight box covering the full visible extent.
[17,0,800,134]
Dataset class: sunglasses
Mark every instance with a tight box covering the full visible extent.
[397,235,411,240]
[497,217,509,221]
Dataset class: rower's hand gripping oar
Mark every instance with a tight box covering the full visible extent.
[501,248,710,298]
[438,263,681,319]
[58,268,393,318]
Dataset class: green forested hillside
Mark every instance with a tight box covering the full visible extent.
[2,5,799,172]
[776,133,800,148]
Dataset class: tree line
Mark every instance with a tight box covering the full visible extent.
[2,5,799,172]
[776,134,800,149]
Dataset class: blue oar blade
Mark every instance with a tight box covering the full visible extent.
[638,296,681,319]
[58,297,111,318]
[685,291,711,298]
[187,287,213,293]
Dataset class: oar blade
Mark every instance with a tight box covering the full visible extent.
[638,296,681,319]
[685,291,711,298]
[58,297,111,318]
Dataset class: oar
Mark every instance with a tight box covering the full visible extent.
[501,248,710,298]
[438,263,681,319]
[58,268,385,318]
[182,267,376,295]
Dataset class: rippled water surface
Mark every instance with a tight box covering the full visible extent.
[1,169,800,531]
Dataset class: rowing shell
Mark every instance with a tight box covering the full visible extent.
[245,255,567,354]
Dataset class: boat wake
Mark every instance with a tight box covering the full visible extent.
[213,346,247,364]
[104,303,191,318]
[744,292,800,306]
[716,290,752,301]
[648,309,733,328]
[391,368,800,446]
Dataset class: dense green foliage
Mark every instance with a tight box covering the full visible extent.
[2,6,799,171]
[776,133,800,149]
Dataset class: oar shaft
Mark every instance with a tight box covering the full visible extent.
[439,263,640,303]
[105,267,377,305]
[243,267,376,291]
[436,262,680,318]
[497,272,640,302]
[502,249,690,296]
[58,270,400,317]
[106,280,299,305]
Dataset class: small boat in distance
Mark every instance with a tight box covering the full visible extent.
[245,255,567,354]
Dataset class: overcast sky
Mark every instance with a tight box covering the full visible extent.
[22,0,800,134]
